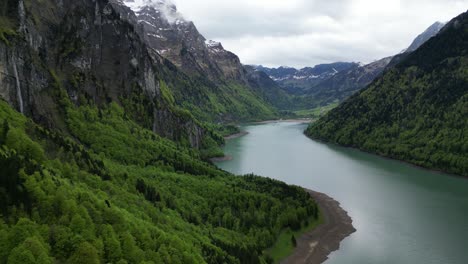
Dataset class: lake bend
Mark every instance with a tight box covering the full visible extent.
[215,121,468,264]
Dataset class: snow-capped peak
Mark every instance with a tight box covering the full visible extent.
[123,0,185,24]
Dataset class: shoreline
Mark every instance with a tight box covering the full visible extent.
[210,131,249,162]
[281,190,356,264]
[224,131,249,140]
[252,118,313,125]
[307,135,466,179]
[210,155,233,162]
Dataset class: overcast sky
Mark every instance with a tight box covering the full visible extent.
[173,0,467,68]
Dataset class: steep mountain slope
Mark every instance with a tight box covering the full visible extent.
[302,57,393,106]
[0,0,320,263]
[111,0,280,121]
[0,0,224,149]
[310,21,446,106]
[0,95,319,263]
[244,65,292,110]
[406,21,445,52]
[255,21,445,111]
[388,21,446,68]
[306,11,468,176]
[117,0,247,82]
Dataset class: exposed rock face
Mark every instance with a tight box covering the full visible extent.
[108,0,279,122]
[0,0,208,148]
[115,0,248,84]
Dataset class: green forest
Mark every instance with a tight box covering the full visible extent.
[307,12,468,177]
[0,97,320,263]
[0,1,323,262]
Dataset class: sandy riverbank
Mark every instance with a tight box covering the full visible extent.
[281,190,356,264]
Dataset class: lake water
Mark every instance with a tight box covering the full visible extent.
[215,122,468,264]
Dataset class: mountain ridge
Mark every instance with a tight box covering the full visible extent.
[113,0,291,119]
[306,11,468,176]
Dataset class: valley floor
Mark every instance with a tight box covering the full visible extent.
[281,190,356,264]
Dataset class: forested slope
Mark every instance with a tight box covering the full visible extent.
[306,11,468,176]
[0,0,321,263]
[0,97,319,263]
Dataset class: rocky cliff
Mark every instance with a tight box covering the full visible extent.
[115,0,248,83]
[0,0,210,148]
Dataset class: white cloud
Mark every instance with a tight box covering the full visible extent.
[173,0,468,67]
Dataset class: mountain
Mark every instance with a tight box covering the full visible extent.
[406,21,445,52]
[306,11,468,176]
[300,57,393,106]
[311,20,447,105]
[0,0,285,155]
[255,21,446,110]
[388,21,446,68]
[116,0,247,82]
[244,65,293,110]
[254,62,358,95]
[112,0,290,119]
[0,0,319,263]
[1,0,216,147]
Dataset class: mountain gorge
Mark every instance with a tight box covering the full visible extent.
[307,11,468,176]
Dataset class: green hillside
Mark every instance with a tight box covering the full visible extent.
[306,11,468,176]
[0,97,319,263]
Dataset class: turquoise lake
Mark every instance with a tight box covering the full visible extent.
[215,122,468,264]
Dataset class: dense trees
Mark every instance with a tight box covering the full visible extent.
[0,99,319,263]
[307,12,468,176]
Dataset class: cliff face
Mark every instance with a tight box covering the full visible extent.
[114,0,248,84]
[0,0,207,148]
[91,0,277,123]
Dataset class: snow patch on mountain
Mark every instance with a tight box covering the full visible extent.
[123,0,185,24]
[205,40,220,47]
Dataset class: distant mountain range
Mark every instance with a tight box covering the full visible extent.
[254,21,446,108]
